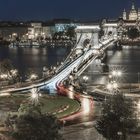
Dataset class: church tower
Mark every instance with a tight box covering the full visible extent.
[129,2,138,20]
[123,9,127,20]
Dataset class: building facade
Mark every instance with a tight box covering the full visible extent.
[123,3,140,20]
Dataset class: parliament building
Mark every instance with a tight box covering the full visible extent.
[123,3,140,20]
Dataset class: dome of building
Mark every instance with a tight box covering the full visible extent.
[129,3,138,20]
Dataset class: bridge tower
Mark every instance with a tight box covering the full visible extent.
[102,23,118,39]
[75,25,100,54]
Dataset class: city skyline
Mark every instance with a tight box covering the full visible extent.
[0,0,140,21]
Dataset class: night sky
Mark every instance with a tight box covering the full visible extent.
[0,0,140,21]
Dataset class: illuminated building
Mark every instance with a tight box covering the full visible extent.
[123,3,140,21]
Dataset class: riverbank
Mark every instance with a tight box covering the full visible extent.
[8,39,75,48]
[88,84,140,99]
[119,39,140,46]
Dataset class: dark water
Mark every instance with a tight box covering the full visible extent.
[106,46,140,83]
[107,47,140,73]
[82,46,140,84]
[0,46,71,78]
[1,45,140,83]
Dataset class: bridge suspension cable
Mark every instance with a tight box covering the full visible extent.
[55,33,83,73]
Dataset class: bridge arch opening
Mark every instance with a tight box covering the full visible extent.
[83,38,90,47]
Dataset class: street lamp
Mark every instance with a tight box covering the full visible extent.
[30,73,38,81]
[83,76,89,82]
[117,71,122,77]
[112,82,118,89]
[109,70,123,84]
[69,74,74,85]
[11,69,18,76]
[53,66,56,70]
[0,74,8,80]
[106,81,118,93]
[111,70,122,77]
[107,83,113,91]
[117,131,122,140]
[109,74,112,79]
[30,88,41,105]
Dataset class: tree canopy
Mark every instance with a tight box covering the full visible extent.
[5,104,63,140]
[95,93,137,140]
[127,28,140,40]
[0,59,13,74]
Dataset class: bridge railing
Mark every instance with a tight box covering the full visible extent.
[55,34,83,73]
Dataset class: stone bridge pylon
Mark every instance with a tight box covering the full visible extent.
[102,23,118,39]
[75,25,100,54]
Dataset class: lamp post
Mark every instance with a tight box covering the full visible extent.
[30,73,38,81]
[106,81,118,94]
[30,88,41,106]
[117,131,122,140]
[83,75,89,83]
[111,70,122,78]
[69,74,74,85]
[107,70,122,91]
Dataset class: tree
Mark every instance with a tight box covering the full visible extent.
[0,59,20,84]
[5,104,63,140]
[25,68,38,81]
[95,93,137,140]
[127,28,140,40]
[0,59,13,74]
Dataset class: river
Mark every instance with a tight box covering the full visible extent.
[0,46,71,79]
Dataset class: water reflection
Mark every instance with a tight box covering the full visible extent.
[0,46,71,78]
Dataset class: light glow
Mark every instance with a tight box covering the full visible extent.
[30,88,41,105]
[30,74,38,80]
[0,74,8,79]
[113,82,118,89]
[111,70,122,77]
[83,76,89,82]
[11,69,18,76]
[68,86,74,99]
[76,25,100,30]
[107,83,113,90]
[82,98,90,114]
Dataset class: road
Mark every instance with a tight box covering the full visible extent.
[63,121,105,140]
